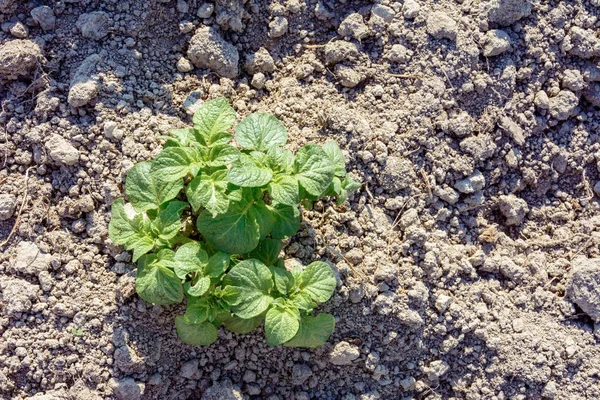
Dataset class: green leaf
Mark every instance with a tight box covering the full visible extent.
[247,238,283,267]
[186,170,230,216]
[126,162,184,212]
[185,276,211,297]
[151,147,202,182]
[290,291,316,311]
[269,204,301,239]
[197,189,264,254]
[298,261,337,303]
[205,251,230,277]
[294,144,335,197]
[323,176,342,197]
[228,154,273,187]
[207,144,240,167]
[167,128,197,147]
[170,241,208,279]
[192,97,236,145]
[175,316,218,346]
[223,259,274,319]
[337,176,361,205]
[268,174,299,206]
[235,113,288,151]
[136,254,184,305]
[151,201,187,240]
[322,141,346,177]
[284,313,335,348]
[266,145,294,174]
[224,314,264,334]
[265,306,300,346]
[252,200,276,239]
[184,296,210,323]
[108,199,155,262]
[270,266,294,295]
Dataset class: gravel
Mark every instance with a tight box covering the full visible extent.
[187,26,239,78]
[45,134,80,166]
[329,341,360,365]
[76,12,111,40]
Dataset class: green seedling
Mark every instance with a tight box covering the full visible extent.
[108,98,360,347]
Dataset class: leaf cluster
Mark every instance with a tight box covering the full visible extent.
[108,98,359,347]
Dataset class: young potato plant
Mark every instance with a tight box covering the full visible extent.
[108,98,360,347]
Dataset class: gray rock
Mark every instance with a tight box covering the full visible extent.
[549,90,578,120]
[187,26,239,78]
[434,294,452,313]
[385,44,410,63]
[424,360,449,381]
[563,27,600,59]
[314,2,334,20]
[251,72,266,89]
[482,29,511,57]
[180,359,200,379]
[176,57,194,73]
[593,181,600,197]
[31,6,56,31]
[426,11,457,41]
[400,376,416,391]
[111,378,143,400]
[534,91,550,109]
[454,170,485,194]
[68,53,101,107]
[9,21,29,38]
[0,278,38,317]
[380,156,417,192]
[488,0,532,26]
[76,12,111,40]
[201,379,243,400]
[46,134,80,166]
[330,341,360,365]
[292,364,312,385]
[176,0,188,13]
[402,0,421,19]
[0,39,43,80]
[13,241,52,275]
[324,41,359,65]
[338,13,369,41]
[542,381,558,399]
[397,309,424,329]
[371,5,395,23]
[244,47,275,74]
[583,83,600,108]
[335,65,363,88]
[448,111,474,137]
[197,3,214,18]
[567,258,600,322]
[562,69,585,91]
[269,16,288,38]
[499,116,525,145]
[0,193,16,220]
[497,195,529,226]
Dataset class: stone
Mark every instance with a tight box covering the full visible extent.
[542,381,558,399]
[197,3,214,18]
[371,5,395,23]
[324,41,359,65]
[201,379,243,400]
[269,16,288,38]
[244,47,275,74]
[497,195,529,225]
[13,241,52,275]
[292,364,312,385]
[330,341,360,365]
[187,26,239,78]
[0,193,16,220]
[566,258,600,322]
[251,73,266,89]
[176,57,194,73]
[424,360,449,381]
[487,0,532,26]
[46,134,80,166]
[314,2,334,20]
[402,0,421,19]
[68,53,101,107]
[380,156,417,192]
[482,29,511,57]
[562,69,585,91]
[0,39,43,80]
[426,11,457,41]
[448,111,474,137]
[386,44,410,63]
[563,27,600,59]
[548,90,578,120]
[31,6,56,31]
[76,12,111,40]
[338,13,369,41]
[9,22,29,38]
[434,294,452,313]
[499,116,525,145]
[180,359,200,379]
[111,378,142,400]
[593,181,600,197]
[176,0,188,13]
[534,91,550,109]
[0,278,38,317]
[335,65,363,88]
[583,83,600,108]
[400,376,416,391]
[454,170,485,194]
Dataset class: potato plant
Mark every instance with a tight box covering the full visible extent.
[108,98,360,347]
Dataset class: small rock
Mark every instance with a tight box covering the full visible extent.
[292,364,312,385]
[593,181,600,197]
[380,156,417,192]
[402,0,421,19]
[0,278,38,317]
[563,27,600,59]
[345,248,364,265]
[335,65,363,88]
[497,195,529,226]
[201,379,243,400]
[324,40,359,65]
[111,378,143,400]
[68,53,101,108]
[549,90,579,120]
[177,57,194,73]
[197,3,214,18]
[180,359,200,379]
[13,241,52,275]
[187,26,239,78]
[542,381,558,399]
[498,116,525,145]
[400,376,416,391]
[512,318,524,333]
[488,0,532,26]
[534,91,550,109]
[76,12,111,40]
[244,47,275,74]
[114,345,144,374]
[448,111,474,137]
[330,341,360,365]
[385,44,410,63]
[482,29,511,57]
[426,11,457,41]
[9,22,29,38]
[30,6,56,31]
[176,0,189,13]
[269,16,288,38]
[0,39,43,80]
[583,83,600,108]
[46,134,80,166]
[566,258,600,322]
[434,294,451,313]
[314,2,334,20]
[454,170,485,194]
[251,73,266,89]
[183,91,203,115]
[424,360,449,381]
[338,13,369,41]
[371,5,395,23]
[562,69,585,91]
[0,193,16,220]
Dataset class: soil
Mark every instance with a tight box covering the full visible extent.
[1,0,600,399]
